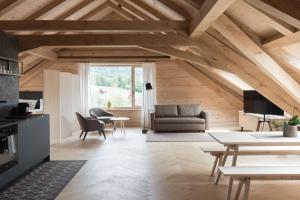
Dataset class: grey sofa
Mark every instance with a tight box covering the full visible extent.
[151,104,209,132]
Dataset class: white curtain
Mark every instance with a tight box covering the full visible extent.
[141,62,157,129]
[79,64,90,116]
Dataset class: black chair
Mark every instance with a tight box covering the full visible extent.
[89,107,114,126]
[76,112,106,141]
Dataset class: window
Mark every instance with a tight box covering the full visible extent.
[89,65,143,109]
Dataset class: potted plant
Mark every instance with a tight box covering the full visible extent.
[107,100,112,110]
[283,115,299,137]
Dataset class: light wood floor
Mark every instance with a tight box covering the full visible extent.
[51,128,300,200]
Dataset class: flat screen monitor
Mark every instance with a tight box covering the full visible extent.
[243,90,284,116]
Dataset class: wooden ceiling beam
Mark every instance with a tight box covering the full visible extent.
[57,57,170,63]
[129,0,169,20]
[57,48,168,58]
[158,0,192,21]
[177,60,243,109]
[16,34,197,51]
[212,14,300,109]
[1,20,187,33]
[189,0,236,37]
[244,0,300,30]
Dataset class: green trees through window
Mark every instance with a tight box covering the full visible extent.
[89,66,143,109]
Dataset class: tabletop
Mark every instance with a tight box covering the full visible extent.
[208,131,300,146]
[110,117,130,121]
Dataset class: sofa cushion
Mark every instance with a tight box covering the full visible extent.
[178,104,202,117]
[154,117,205,124]
[155,105,178,117]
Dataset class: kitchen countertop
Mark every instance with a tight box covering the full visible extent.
[0,114,46,129]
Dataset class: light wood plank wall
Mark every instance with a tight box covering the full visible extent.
[156,61,239,128]
[20,62,79,91]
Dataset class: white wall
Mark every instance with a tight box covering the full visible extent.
[60,72,73,139]
[44,70,80,145]
[44,70,60,145]
[72,74,81,132]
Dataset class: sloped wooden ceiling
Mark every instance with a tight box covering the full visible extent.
[0,0,300,114]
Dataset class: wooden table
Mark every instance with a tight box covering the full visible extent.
[208,131,300,200]
[110,117,130,135]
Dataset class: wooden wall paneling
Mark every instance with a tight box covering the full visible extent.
[108,109,141,127]
[177,60,243,109]
[156,61,239,127]
[212,14,300,109]
[20,60,55,87]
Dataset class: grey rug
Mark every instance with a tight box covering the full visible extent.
[0,160,86,200]
[146,132,215,142]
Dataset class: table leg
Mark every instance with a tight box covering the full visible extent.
[123,121,126,135]
[215,146,230,184]
[211,155,219,176]
[243,178,251,200]
[226,145,239,200]
[235,179,244,200]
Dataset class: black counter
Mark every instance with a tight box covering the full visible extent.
[0,114,50,188]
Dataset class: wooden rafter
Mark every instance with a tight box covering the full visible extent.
[25,47,57,61]
[212,14,300,106]
[241,0,295,35]
[0,0,23,17]
[107,1,138,20]
[263,31,300,50]
[129,0,169,20]
[189,0,236,37]
[195,32,300,114]
[2,20,187,33]
[80,1,110,20]
[16,34,196,51]
[112,0,152,20]
[158,0,192,21]
[55,0,95,20]
[25,0,66,20]
[244,0,300,30]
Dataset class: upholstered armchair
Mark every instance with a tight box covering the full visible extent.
[76,112,106,141]
[89,107,114,126]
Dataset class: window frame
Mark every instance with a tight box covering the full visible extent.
[89,64,143,110]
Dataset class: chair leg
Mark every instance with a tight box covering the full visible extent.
[235,179,244,200]
[79,131,84,138]
[102,130,106,139]
[83,132,88,141]
[98,130,102,135]
[211,156,219,176]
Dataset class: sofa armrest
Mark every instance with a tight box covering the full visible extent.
[200,111,209,130]
[150,112,155,131]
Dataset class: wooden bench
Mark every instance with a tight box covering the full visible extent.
[200,145,300,176]
[219,166,300,200]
